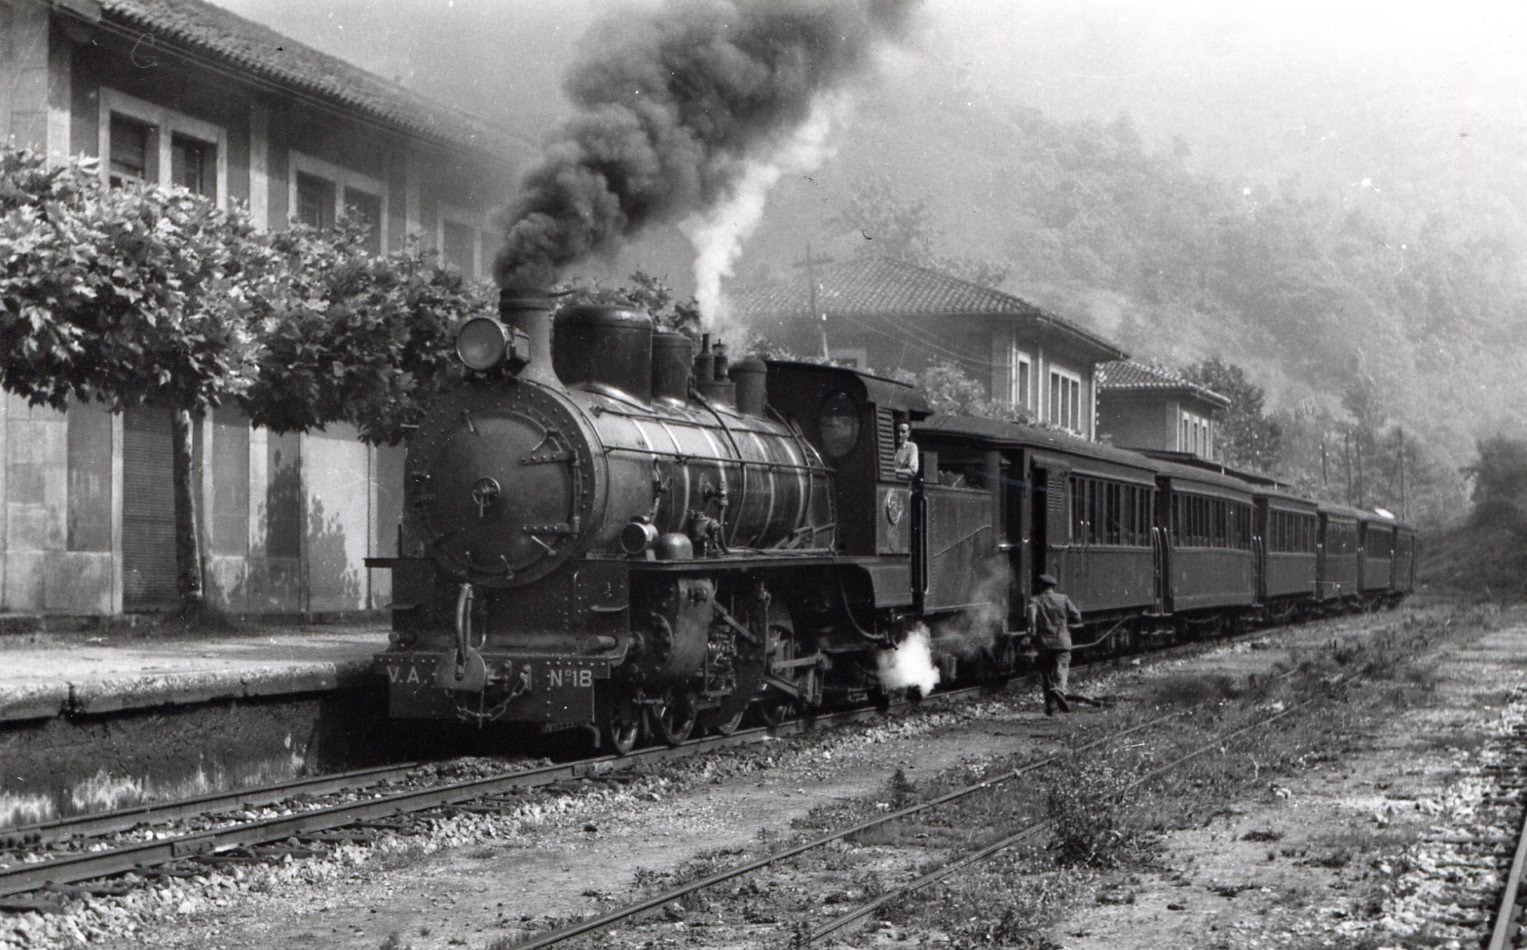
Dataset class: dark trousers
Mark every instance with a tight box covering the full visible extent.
[1038,648,1071,707]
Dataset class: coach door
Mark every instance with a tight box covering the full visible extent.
[1031,462,1071,589]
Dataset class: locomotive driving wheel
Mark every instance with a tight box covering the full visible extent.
[603,681,643,755]
[698,700,748,737]
[757,608,804,727]
[648,688,697,746]
[699,590,770,737]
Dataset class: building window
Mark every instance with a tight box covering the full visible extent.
[297,172,336,230]
[109,115,151,185]
[441,218,477,275]
[100,89,226,206]
[344,187,382,255]
[170,135,215,197]
[438,205,485,279]
[290,152,387,251]
[1048,369,1082,433]
[1008,341,1032,411]
[1181,410,1213,457]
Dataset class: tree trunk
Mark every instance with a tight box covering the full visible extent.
[171,408,205,614]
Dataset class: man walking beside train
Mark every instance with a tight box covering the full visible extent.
[1029,573,1082,716]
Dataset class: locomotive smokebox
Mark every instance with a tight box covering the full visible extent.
[554,305,655,401]
[498,288,556,382]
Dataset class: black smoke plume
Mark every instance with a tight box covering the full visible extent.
[494,0,919,289]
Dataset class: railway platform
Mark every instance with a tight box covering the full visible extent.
[1,620,391,824]
[0,620,385,723]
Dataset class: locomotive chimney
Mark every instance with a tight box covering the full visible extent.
[693,334,715,389]
[696,338,736,408]
[498,287,556,383]
[711,341,729,381]
[730,356,767,416]
[651,331,694,404]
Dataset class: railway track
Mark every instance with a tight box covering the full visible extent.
[1482,720,1527,948]
[500,665,1317,948]
[0,683,1004,912]
[0,621,1322,918]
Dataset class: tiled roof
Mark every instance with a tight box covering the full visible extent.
[731,257,1126,359]
[1096,359,1230,407]
[83,0,522,157]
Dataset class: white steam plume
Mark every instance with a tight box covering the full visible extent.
[877,623,941,697]
[680,95,843,331]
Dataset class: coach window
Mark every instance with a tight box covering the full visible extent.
[1088,481,1101,544]
[1104,482,1120,544]
[1075,479,1088,542]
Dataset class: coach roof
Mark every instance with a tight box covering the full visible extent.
[915,414,1160,473]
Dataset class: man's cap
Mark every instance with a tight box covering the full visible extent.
[1038,573,1058,587]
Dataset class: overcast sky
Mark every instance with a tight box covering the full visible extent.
[215,0,1527,295]
[218,0,1527,153]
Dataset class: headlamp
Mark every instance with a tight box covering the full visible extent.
[456,317,509,371]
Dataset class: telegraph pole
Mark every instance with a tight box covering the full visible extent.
[1343,432,1353,504]
[793,243,832,360]
[1355,435,1365,508]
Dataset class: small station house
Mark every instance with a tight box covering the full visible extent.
[1095,359,1230,461]
[731,257,1128,441]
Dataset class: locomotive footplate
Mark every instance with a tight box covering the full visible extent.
[376,652,611,724]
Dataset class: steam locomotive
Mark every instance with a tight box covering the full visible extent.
[369,288,1418,752]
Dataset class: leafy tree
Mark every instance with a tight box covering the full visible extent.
[0,145,491,616]
[828,173,931,260]
[1180,358,1282,471]
[891,360,1034,425]
[1463,435,1527,532]
[243,222,490,446]
[829,175,1011,287]
[557,270,700,336]
[0,148,270,615]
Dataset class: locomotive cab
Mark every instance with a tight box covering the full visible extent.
[763,361,929,561]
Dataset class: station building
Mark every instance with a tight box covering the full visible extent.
[0,0,520,617]
[1095,359,1230,460]
[730,256,1128,441]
